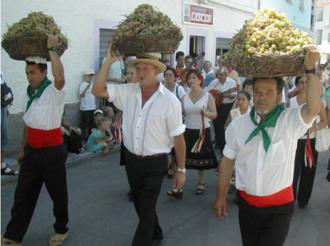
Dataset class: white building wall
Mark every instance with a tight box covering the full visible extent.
[1,0,257,114]
[314,3,330,62]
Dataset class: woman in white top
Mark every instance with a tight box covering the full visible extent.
[163,67,186,179]
[164,67,186,101]
[225,90,252,128]
[291,76,328,209]
[168,69,217,198]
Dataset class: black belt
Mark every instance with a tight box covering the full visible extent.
[125,149,166,160]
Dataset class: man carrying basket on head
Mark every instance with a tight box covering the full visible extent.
[2,35,69,246]
[93,44,186,246]
[214,46,322,246]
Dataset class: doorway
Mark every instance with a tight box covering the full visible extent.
[189,35,205,70]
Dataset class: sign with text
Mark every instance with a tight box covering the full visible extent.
[184,2,214,26]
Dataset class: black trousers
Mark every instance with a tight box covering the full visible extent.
[125,149,167,246]
[212,102,233,153]
[4,144,68,242]
[80,110,95,140]
[293,138,318,206]
[238,194,294,246]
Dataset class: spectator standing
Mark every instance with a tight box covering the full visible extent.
[79,69,96,140]
[1,72,18,176]
[207,68,237,153]
[202,60,215,87]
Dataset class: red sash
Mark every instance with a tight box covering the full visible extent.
[27,127,63,148]
[239,186,294,207]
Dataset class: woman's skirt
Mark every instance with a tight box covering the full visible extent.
[185,128,218,170]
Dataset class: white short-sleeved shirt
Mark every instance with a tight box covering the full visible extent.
[79,81,96,111]
[167,83,185,101]
[223,105,313,196]
[183,92,211,129]
[230,107,251,122]
[23,83,65,130]
[103,58,124,83]
[107,82,185,155]
[206,77,237,104]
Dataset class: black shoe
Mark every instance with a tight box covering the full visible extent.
[167,189,183,199]
[298,203,307,209]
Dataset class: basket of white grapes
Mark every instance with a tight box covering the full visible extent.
[224,8,315,78]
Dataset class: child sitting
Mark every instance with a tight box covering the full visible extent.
[86,117,112,154]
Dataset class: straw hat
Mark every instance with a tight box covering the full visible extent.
[127,53,166,72]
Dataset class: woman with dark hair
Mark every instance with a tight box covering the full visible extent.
[291,76,328,209]
[225,90,252,129]
[168,69,218,198]
[163,66,186,179]
[164,67,185,101]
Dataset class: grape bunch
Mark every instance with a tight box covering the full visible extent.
[225,8,314,63]
[112,4,182,50]
[2,12,67,45]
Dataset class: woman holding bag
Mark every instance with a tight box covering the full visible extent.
[168,69,218,198]
[290,76,328,209]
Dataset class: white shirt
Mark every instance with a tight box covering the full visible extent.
[79,81,96,111]
[223,104,313,196]
[183,92,211,129]
[107,82,185,155]
[167,83,185,101]
[206,77,237,104]
[23,83,65,130]
[230,107,251,122]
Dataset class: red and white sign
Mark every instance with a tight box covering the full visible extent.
[184,3,214,26]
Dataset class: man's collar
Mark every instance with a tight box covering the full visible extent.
[137,80,165,95]
[158,81,165,95]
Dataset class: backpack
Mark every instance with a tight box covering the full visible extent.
[1,80,14,108]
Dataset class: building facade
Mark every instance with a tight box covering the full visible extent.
[313,0,330,62]
[259,0,313,32]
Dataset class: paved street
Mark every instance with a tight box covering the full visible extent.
[1,151,330,246]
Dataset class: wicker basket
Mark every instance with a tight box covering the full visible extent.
[2,35,67,61]
[229,53,305,78]
[114,33,182,55]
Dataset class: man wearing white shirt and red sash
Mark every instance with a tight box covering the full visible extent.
[214,47,322,246]
[93,45,186,246]
[2,36,69,246]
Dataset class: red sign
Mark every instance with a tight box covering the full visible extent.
[189,5,213,25]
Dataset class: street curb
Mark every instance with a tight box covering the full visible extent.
[1,146,121,186]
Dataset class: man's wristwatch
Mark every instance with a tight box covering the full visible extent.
[305,68,316,74]
[177,167,186,173]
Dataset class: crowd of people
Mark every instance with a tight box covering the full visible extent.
[1,37,330,246]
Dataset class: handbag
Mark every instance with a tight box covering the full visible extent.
[315,126,330,152]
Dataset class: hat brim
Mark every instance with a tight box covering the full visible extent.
[127,59,166,73]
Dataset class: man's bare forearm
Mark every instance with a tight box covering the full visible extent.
[49,50,65,90]
[216,157,235,200]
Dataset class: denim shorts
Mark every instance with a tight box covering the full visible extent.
[1,107,8,151]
